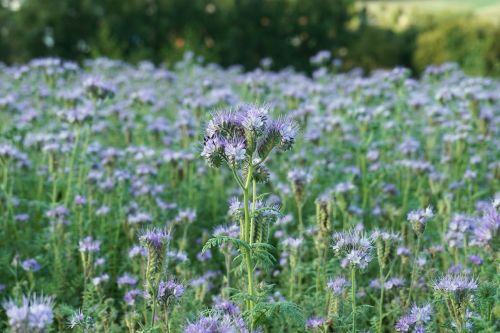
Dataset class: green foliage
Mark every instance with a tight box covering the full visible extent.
[413,16,500,76]
[202,235,251,254]
[0,0,354,71]
[251,300,304,328]
[344,25,417,72]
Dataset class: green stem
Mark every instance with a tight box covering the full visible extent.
[351,268,357,333]
[378,267,385,333]
[407,235,422,306]
[297,203,304,236]
[64,125,80,205]
[250,179,257,243]
[242,163,255,313]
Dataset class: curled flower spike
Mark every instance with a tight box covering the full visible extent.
[139,228,170,253]
[139,228,171,278]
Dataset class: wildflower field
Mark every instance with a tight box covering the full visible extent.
[0,55,499,332]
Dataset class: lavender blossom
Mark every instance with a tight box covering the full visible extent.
[156,280,185,306]
[332,229,373,270]
[78,236,101,253]
[21,259,41,272]
[407,206,434,235]
[3,295,54,333]
[395,304,433,332]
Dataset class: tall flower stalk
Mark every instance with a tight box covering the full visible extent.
[201,104,297,319]
[406,206,433,306]
[332,228,373,333]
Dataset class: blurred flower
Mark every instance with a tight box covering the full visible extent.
[21,259,41,272]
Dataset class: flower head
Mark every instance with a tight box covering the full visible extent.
[395,304,433,332]
[201,103,296,169]
[327,276,348,295]
[157,280,184,306]
[3,295,54,332]
[79,236,101,253]
[433,274,477,297]
[407,206,433,235]
[139,228,170,253]
[332,229,373,270]
[21,259,41,272]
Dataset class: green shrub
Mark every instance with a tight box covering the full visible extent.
[413,16,500,76]
[344,25,417,73]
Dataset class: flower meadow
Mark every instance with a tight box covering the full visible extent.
[0,55,499,333]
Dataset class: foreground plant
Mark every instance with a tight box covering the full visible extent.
[139,227,174,330]
[332,227,373,333]
[433,274,477,333]
[2,295,54,333]
[201,103,298,328]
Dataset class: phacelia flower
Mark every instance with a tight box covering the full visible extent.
[407,206,433,235]
[332,229,373,270]
[395,303,433,332]
[157,280,185,306]
[3,295,54,333]
[21,259,41,272]
[78,236,101,253]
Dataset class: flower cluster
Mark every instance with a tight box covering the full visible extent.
[433,274,477,300]
[201,104,297,168]
[2,295,54,333]
[156,280,185,306]
[184,299,248,333]
[395,304,433,332]
[407,206,434,235]
[332,229,373,270]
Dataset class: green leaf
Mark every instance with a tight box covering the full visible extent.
[202,235,251,254]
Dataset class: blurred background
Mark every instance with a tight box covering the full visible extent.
[0,0,499,76]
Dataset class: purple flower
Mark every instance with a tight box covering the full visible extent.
[79,236,101,253]
[468,255,483,266]
[327,276,348,295]
[83,76,116,99]
[397,246,411,257]
[68,309,91,329]
[139,228,170,252]
[470,201,499,247]
[127,211,153,224]
[21,259,41,272]
[241,104,268,132]
[224,138,247,164]
[213,297,241,317]
[434,274,477,295]
[2,295,54,332]
[117,273,137,288]
[282,236,304,250]
[157,280,184,306]
[128,245,148,258]
[124,289,142,306]
[332,229,373,270]
[395,304,432,332]
[407,206,433,234]
[306,316,325,328]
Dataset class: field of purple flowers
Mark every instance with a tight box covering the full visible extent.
[0,54,499,332]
